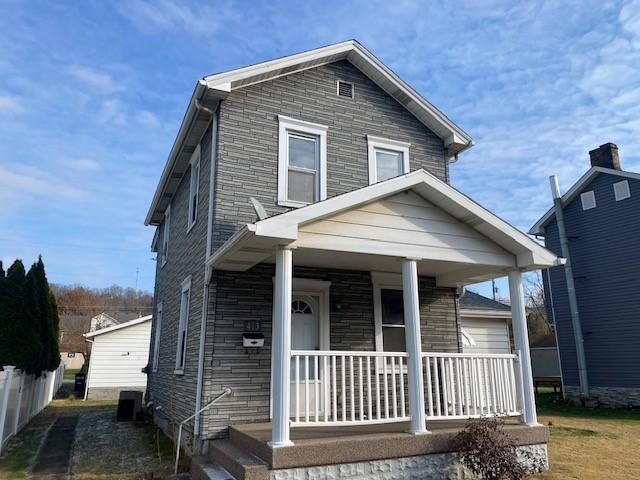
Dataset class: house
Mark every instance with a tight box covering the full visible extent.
[530,142,640,407]
[59,314,90,369]
[83,315,152,400]
[145,40,558,479]
[529,332,561,393]
[459,290,512,355]
[90,312,119,332]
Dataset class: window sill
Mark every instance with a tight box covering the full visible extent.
[161,259,168,268]
[174,369,184,376]
[187,219,196,234]
[278,199,312,209]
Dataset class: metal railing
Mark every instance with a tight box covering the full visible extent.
[174,387,232,474]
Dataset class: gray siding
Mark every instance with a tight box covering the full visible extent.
[543,173,640,389]
[147,123,213,428]
[212,60,447,251]
[201,264,460,438]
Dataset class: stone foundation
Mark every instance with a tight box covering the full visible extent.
[86,386,145,401]
[565,385,640,408]
[271,444,548,480]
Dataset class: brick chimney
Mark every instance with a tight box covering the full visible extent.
[589,142,621,170]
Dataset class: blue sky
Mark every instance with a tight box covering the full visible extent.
[1,0,639,296]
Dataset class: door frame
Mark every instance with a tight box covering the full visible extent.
[269,277,331,418]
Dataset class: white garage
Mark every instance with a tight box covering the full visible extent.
[459,290,512,354]
[83,315,152,400]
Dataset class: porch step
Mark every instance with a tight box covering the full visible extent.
[191,456,236,480]
[207,439,270,480]
[228,425,273,466]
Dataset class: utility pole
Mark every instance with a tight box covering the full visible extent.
[491,278,497,300]
[549,175,589,398]
[135,267,139,292]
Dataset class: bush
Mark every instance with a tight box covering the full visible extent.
[454,418,542,480]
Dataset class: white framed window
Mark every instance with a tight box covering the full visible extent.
[580,191,596,211]
[278,115,328,208]
[372,272,406,353]
[613,180,630,201]
[175,276,191,374]
[152,302,163,372]
[367,135,410,185]
[187,144,201,232]
[161,205,171,267]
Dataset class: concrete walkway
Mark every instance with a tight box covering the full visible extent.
[30,414,79,479]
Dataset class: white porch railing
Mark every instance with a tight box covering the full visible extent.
[290,350,410,426]
[289,351,521,428]
[422,352,521,419]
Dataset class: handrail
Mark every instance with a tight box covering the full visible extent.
[174,387,232,474]
[291,350,408,357]
[422,352,518,359]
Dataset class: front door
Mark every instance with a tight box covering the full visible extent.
[290,295,321,418]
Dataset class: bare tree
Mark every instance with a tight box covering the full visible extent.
[523,271,553,343]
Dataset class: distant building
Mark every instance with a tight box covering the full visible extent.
[530,143,640,406]
[459,290,512,354]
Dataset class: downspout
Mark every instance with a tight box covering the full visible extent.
[194,106,219,447]
[549,176,589,398]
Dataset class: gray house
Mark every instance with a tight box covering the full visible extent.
[530,143,640,407]
[145,41,557,479]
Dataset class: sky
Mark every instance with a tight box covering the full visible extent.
[1,0,639,297]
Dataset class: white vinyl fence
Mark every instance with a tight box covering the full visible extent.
[0,363,65,454]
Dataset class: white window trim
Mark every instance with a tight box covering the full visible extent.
[187,144,201,233]
[278,115,328,208]
[613,180,630,201]
[161,205,171,267]
[580,191,596,211]
[371,272,405,353]
[367,135,411,185]
[175,276,191,374]
[152,302,163,372]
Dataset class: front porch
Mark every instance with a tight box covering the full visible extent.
[204,170,559,448]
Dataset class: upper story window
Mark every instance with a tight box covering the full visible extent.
[278,115,328,208]
[367,135,410,184]
[152,302,163,372]
[161,205,171,267]
[187,145,201,232]
[175,276,191,374]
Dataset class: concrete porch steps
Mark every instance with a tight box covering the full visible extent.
[191,456,236,480]
[206,439,270,480]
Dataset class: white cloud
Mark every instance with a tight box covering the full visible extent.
[0,93,24,114]
[97,99,127,125]
[60,157,101,171]
[135,110,160,127]
[67,65,124,93]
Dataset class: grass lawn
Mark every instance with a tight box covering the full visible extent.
[535,390,640,479]
[0,396,174,480]
[63,368,81,380]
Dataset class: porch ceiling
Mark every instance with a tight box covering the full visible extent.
[206,170,560,286]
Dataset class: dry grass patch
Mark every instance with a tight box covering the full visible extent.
[535,391,640,480]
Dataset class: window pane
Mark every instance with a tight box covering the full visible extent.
[289,134,318,170]
[375,149,403,181]
[383,327,406,352]
[288,169,316,203]
[381,289,404,325]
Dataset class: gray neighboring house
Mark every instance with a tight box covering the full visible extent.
[530,143,640,407]
[459,291,512,355]
[145,40,558,479]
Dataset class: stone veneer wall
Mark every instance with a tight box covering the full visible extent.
[270,444,548,480]
[200,263,461,439]
[565,385,640,408]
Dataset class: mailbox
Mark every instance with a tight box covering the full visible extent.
[242,332,265,348]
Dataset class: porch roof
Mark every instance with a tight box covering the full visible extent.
[206,170,560,286]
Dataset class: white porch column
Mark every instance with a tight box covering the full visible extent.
[402,259,428,434]
[508,270,539,426]
[270,247,294,447]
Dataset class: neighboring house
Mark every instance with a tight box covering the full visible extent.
[59,314,90,369]
[529,332,561,392]
[145,40,558,479]
[459,290,512,355]
[83,315,152,400]
[530,142,640,407]
[90,312,119,332]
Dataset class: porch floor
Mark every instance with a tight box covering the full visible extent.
[226,419,549,470]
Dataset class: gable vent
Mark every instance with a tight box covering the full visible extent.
[613,180,630,201]
[337,81,354,99]
[581,191,596,210]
